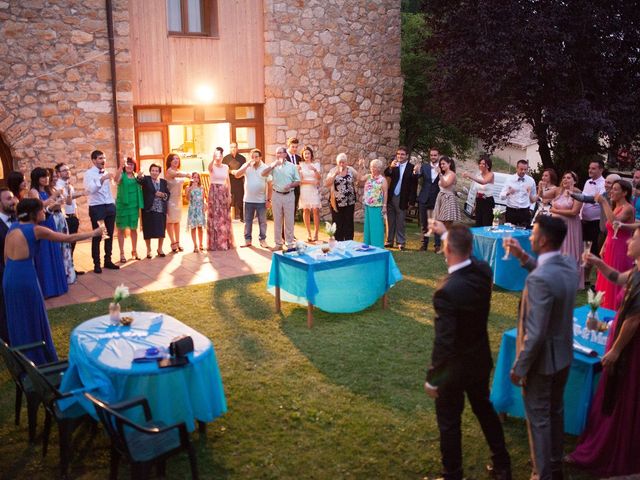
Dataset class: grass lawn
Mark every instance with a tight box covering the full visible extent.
[0,223,593,479]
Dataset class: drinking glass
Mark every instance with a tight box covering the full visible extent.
[502,233,512,260]
[97,220,109,239]
[612,221,621,240]
[581,240,593,267]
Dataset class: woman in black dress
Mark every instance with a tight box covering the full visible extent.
[137,164,170,258]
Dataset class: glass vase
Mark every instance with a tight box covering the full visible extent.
[109,302,121,325]
[586,310,599,331]
[492,217,500,228]
[329,237,338,249]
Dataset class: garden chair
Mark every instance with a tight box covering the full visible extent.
[84,392,199,480]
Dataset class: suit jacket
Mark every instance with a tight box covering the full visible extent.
[384,162,416,210]
[513,254,577,378]
[0,219,9,342]
[138,176,170,213]
[0,219,8,274]
[427,258,494,388]
[286,153,301,166]
[413,163,440,209]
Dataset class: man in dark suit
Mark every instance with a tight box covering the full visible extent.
[507,216,577,480]
[384,146,416,250]
[413,148,441,252]
[425,223,511,480]
[0,187,17,342]
[285,137,302,211]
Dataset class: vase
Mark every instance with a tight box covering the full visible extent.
[492,217,500,228]
[109,302,121,325]
[329,237,338,249]
[586,310,599,331]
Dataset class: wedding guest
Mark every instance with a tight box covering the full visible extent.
[4,198,101,363]
[433,156,461,232]
[165,153,190,253]
[358,158,388,248]
[186,172,206,252]
[137,164,170,258]
[537,169,559,200]
[207,148,234,250]
[384,146,416,250]
[413,148,441,252]
[223,142,246,221]
[580,160,606,284]
[462,156,495,227]
[285,137,302,211]
[325,153,357,241]
[262,147,300,250]
[47,167,76,285]
[115,157,143,262]
[28,167,68,297]
[7,171,27,200]
[595,181,635,310]
[499,159,537,227]
[55,162,85,265]
[568,235,640,476]
[298,146,322,243]
[0,188,17,343]
[232,148,271,248]
[550,171,584,289]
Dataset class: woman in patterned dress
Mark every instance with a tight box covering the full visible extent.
[186,172,206,252]
[358,158,388,247]
[206,148,235,250]
[433,156,461,231]
[325,153,357,241]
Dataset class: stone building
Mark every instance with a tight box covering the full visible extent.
[0,0,402,218]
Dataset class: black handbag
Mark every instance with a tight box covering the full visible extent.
[169,335,194,357]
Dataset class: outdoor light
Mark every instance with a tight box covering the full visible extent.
[195,84,214,104]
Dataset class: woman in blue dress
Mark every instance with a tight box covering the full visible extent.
[3,198,102,364]
[28,167,68,298]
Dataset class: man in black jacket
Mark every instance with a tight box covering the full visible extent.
[425,224,511,480]
[0,187,16,342]
[384,146,416,250]
[413,148,441,252]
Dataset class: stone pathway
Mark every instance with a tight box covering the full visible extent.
[44,216,316,309]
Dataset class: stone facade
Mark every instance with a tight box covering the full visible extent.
[0,0,133,200]
[263,0,403,218]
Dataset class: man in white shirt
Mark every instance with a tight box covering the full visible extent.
[579,159,606,282]
[499,159,537,227]
[55,163,85,272]
[83,150,119,273]
[232,148,271,248]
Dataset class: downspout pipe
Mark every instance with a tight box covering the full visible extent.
[106,0,121,167]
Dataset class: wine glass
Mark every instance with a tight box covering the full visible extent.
[612,221,621,240]
[97,220,109,239]
[581,240,593,267]
[424,218,435,238]
[502,233,512,260]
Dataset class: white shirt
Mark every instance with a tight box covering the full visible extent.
[447,258,472,274]
[537,250,560,266]
[0,212,12,229]
[580,176,605,221]
[242,163,271,203]
[55,178,77,215]
[393,161,408,196]
[83,166,115,206]
[499,174,536,208]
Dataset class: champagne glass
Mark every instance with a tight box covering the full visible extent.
[581,240,593,267]
[612,221,621,240]
[97,220,109,239]
[502,233,512,260]
[424,218,435,238]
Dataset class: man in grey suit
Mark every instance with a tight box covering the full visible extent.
[506,216,577,480]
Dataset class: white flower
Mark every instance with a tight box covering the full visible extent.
[492,208,502,218]
[325,222,337,236]
[113,284,130,304]
[587,290,604,311]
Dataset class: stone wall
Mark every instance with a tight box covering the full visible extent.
[263,0,403,218]
[0,0,133,206]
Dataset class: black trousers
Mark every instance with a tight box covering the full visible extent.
[88,203,116,267]
[581,220,601,256]
[475,196,495,227]
[435,375,511,479]
[66,214,79,255]
[505,206,531,228]
[331,204,355,241]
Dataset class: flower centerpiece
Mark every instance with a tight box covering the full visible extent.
[586,290,605,331]
[325,222,337,248]
[492,208,502,228]
[295,240,308,255]
[109,284,130,325]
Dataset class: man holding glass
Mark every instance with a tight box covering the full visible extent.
[499,159,537,228]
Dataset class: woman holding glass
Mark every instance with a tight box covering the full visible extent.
[433,156,461,230]
[115,157,143,262]
[358,158,388,247]
[325,153,357,241]
[550,171,584,289]
[137,164,170,258]
[207,148,234,250]
[298,146,322,243]
[462,156,494,227]
[165,153,190,253]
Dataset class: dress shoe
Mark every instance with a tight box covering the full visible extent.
[486,464,512,480]
[398,244,405,251]
[384,243,393,248]
[93,266,102,274]
[75,270,85,275]
[241,242,252,248]
[434,245,442,254]
[259,239,269,248]
[103,262,120,270]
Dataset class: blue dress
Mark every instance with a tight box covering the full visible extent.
[35,191,68,298]
[4,223,58,364]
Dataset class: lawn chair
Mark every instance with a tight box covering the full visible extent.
[0,339,68,442]
[84,392,199,480]
[13,349,90,479]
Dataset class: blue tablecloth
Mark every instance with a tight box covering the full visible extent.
[490,305,615,435]
[267,240,403,313]
[472,226,533,291]
[59,312,227,432]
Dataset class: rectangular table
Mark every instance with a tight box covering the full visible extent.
[490,305,615,435]
[267,241,403,327]
[471,226,533,291]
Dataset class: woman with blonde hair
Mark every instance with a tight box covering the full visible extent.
[325,152,357,241]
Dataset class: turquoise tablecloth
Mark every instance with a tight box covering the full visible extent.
[490,305,615,435]
[59,312,227,432]
[267,241,403,313]
[472,226,533,291]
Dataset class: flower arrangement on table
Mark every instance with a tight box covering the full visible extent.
[110,284,133,326]
[492,208,502,228]
[586,290,608,331]
[325,222,337,248]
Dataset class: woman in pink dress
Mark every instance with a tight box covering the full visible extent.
[550,171,584,289]
[567,233,640,476]
[595,180,635,309]
[206,148,234,251]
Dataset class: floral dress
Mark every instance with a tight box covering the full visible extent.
[187,186,206,229]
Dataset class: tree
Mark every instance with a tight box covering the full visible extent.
[424,0,640,175]
[400,4,472,157]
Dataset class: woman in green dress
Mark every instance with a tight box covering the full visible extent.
[115,158,143,263]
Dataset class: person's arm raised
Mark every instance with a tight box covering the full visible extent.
[35,225,103,243]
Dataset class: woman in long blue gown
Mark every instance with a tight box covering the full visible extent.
[29,167,68,298]
[4,198,102,364]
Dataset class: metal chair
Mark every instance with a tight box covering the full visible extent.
[0,339,68,442]
[13,349,90,479]
[84,392,199,480]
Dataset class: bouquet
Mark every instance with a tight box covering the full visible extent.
[325,222,337,237]
[587,289,604,313]
[492,208,502,220]
[113,284,130,304]
[586,290,607,331]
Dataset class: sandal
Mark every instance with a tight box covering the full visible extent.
[170,242,179,254]
[119,254,127,264]
[194,247,199,253]
[131,251,141,260]
[146,252,152,259]
[157,250,166,258]
[177,244,184,252]
[307,236,313,243]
